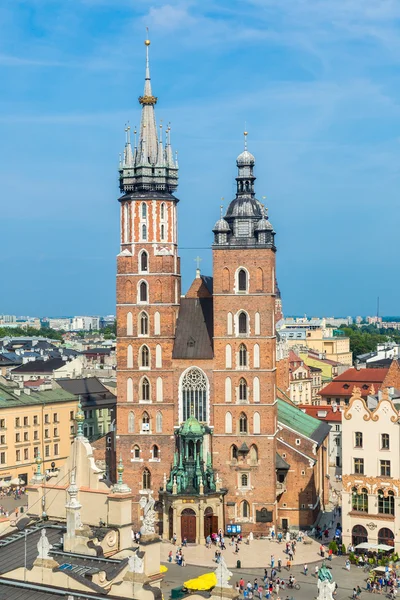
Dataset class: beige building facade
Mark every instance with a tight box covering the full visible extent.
[342,387,400,551]
[305,329,352,365]
[0,383,77,484]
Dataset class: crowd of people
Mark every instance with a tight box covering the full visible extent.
[235,572,298,600]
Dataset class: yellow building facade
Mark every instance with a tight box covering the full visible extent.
[0,383,78,485]
[302,330,352,365]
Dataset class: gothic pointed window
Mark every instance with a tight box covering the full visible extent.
[238,312,248,334]
[140,311,149,336]
[141,346,150,368]
[142,224,147,240]
[239,412,248,434]
[160,203,165,220]
[239,344,247,367]
[139,281,148,303]
[133,445,140,459]
[142,203,147,219]
[161,224,165,240]
[239,378,248,402]
[238,269,247,292]
[152,445,159,459]
[231,445,238,460]
[242,500,249,518]
[142,468,151,490]
[181,368,208,423]
[141,379,150,402]
[140,251,148,272]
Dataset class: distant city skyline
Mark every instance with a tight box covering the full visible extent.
[1,1,399,315]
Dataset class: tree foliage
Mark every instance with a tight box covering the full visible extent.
[0,326,63,341]
[340,324,400,357]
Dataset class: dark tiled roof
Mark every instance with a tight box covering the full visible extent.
[172,298,213,359]
[200,275,213,294]
[276,452,290,470]
[11,358,66,373]
[56,378,116,408]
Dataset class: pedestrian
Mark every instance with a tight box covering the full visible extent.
[286,559,291,571]
[314,565,319,578]
[240,578,245,592]
[352,588,357,599]
[247,581,252,592]
[303,563,308,576]
[168,551,172,563]
[172,532,177,545]
[277,558,281,572]
[206,535,211,548]
[236,582,240,595]
[181,553,186,567]
[271,555,275,568]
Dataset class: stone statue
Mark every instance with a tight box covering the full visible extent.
[128,550,144,574]
[139,494,156,535]
[317,562,335,600]
[215,556,232,589]
[37,529,52,559]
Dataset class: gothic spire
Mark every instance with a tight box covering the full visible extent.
[119,37,178,195]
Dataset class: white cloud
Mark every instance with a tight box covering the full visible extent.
[146,4,196,31]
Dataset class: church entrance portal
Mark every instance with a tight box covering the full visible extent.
[204,507,218,538]
[181,508,196,543]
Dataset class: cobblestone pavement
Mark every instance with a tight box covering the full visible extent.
[161,556,372,600]
[162,536,330,569]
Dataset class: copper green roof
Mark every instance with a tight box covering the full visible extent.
[180,415,204,435]
[0,383,76,408]
[277,399,330,446]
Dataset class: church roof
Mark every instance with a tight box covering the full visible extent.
[180,415,204,435]
[172,298,213,360]
[277,399,331,446]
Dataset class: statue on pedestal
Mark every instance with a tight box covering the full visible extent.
[215,556,232,589]
[317,562,336,600]
[37,529,52,559]
[139,494,156,535]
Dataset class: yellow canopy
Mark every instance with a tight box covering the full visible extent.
[160,565,168,573]
[184,572,218,591]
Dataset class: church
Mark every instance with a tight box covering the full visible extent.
[115,38,330,543]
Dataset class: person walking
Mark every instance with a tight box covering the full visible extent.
[303,563,308,576]
[271,555,275,568]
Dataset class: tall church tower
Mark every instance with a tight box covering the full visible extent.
[116,38,180,521]
[211,134,278,531]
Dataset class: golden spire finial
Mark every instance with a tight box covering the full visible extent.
[244,129,248,150]
[145,26,150,46]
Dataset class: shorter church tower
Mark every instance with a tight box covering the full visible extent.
[212,134,278,532]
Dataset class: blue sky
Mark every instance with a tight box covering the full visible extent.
[0,0,399,317]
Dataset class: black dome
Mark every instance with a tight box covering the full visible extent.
[225,196,263,219]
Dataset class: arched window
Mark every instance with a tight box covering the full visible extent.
[133,445,140,459]
[141,379,150,402]
[154,312,161,335]
[156,344,162,368]
[231,445,238,460]
[140,345,150,368]
[378,489,395,515]
[225,411,232,434]
[181,368,208,423]
[161,224,165,240]
[227,312,233,335]
[139,281,148,303]
[156,377,163,402]
[140,251,148,272]
[142,468,151,490]
[127,312,133,336]
[156,411,163,433]
[141,412,150,433]
[352,487,368,512]
[125,345,132,369]
[142,224,147,240]
[225,344,232,369]
[352,524,367,546]
[253,411,261,434]
[139,311,149,335]
[160,203,165,220]
[253,377,260,403]
[253,344,260,368]
[128,411,134,433]
[127,378,133,403]
[378,527,394,547]
[241,473,249,487]
[239,378,248,402]
[141,203,147,219]
[241,500,250,518]
[152,445,159,459]
[238,312,248,334]
[239,412,248,434]
[238,269,247,292]
[225,377,232,403]
[250,445,258,463]
[239,344,247,367]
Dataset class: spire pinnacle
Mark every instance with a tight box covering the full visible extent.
[220,198,224,219]
[244,130,248,150]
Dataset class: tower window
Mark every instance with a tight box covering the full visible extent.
[160,203,165,220]
[141,380,150,402]
[242,500,249,518]
[140,251,148,272]
[239,344,247,367]
[140,312,149,335]
[161,224,165,240]
[241,473,249,487]
[141,346,150,368]
[139,281,148,303]
[142,203,147,219]
[142,468,151,490]
[152,445,159,459]
[231,445,238,460]
[133,445,140,459]
[238,269,247,292]
[239,378,248,402]
[142,224,147,240]
[239,412,248,434]
[238,312,248,334]
[181,368,208,423]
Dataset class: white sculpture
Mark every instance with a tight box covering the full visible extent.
[37,529,52,559]
[317,579,336,600]
[139,494,156,535]
[215,556,232,589]
[128,550,144,574]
